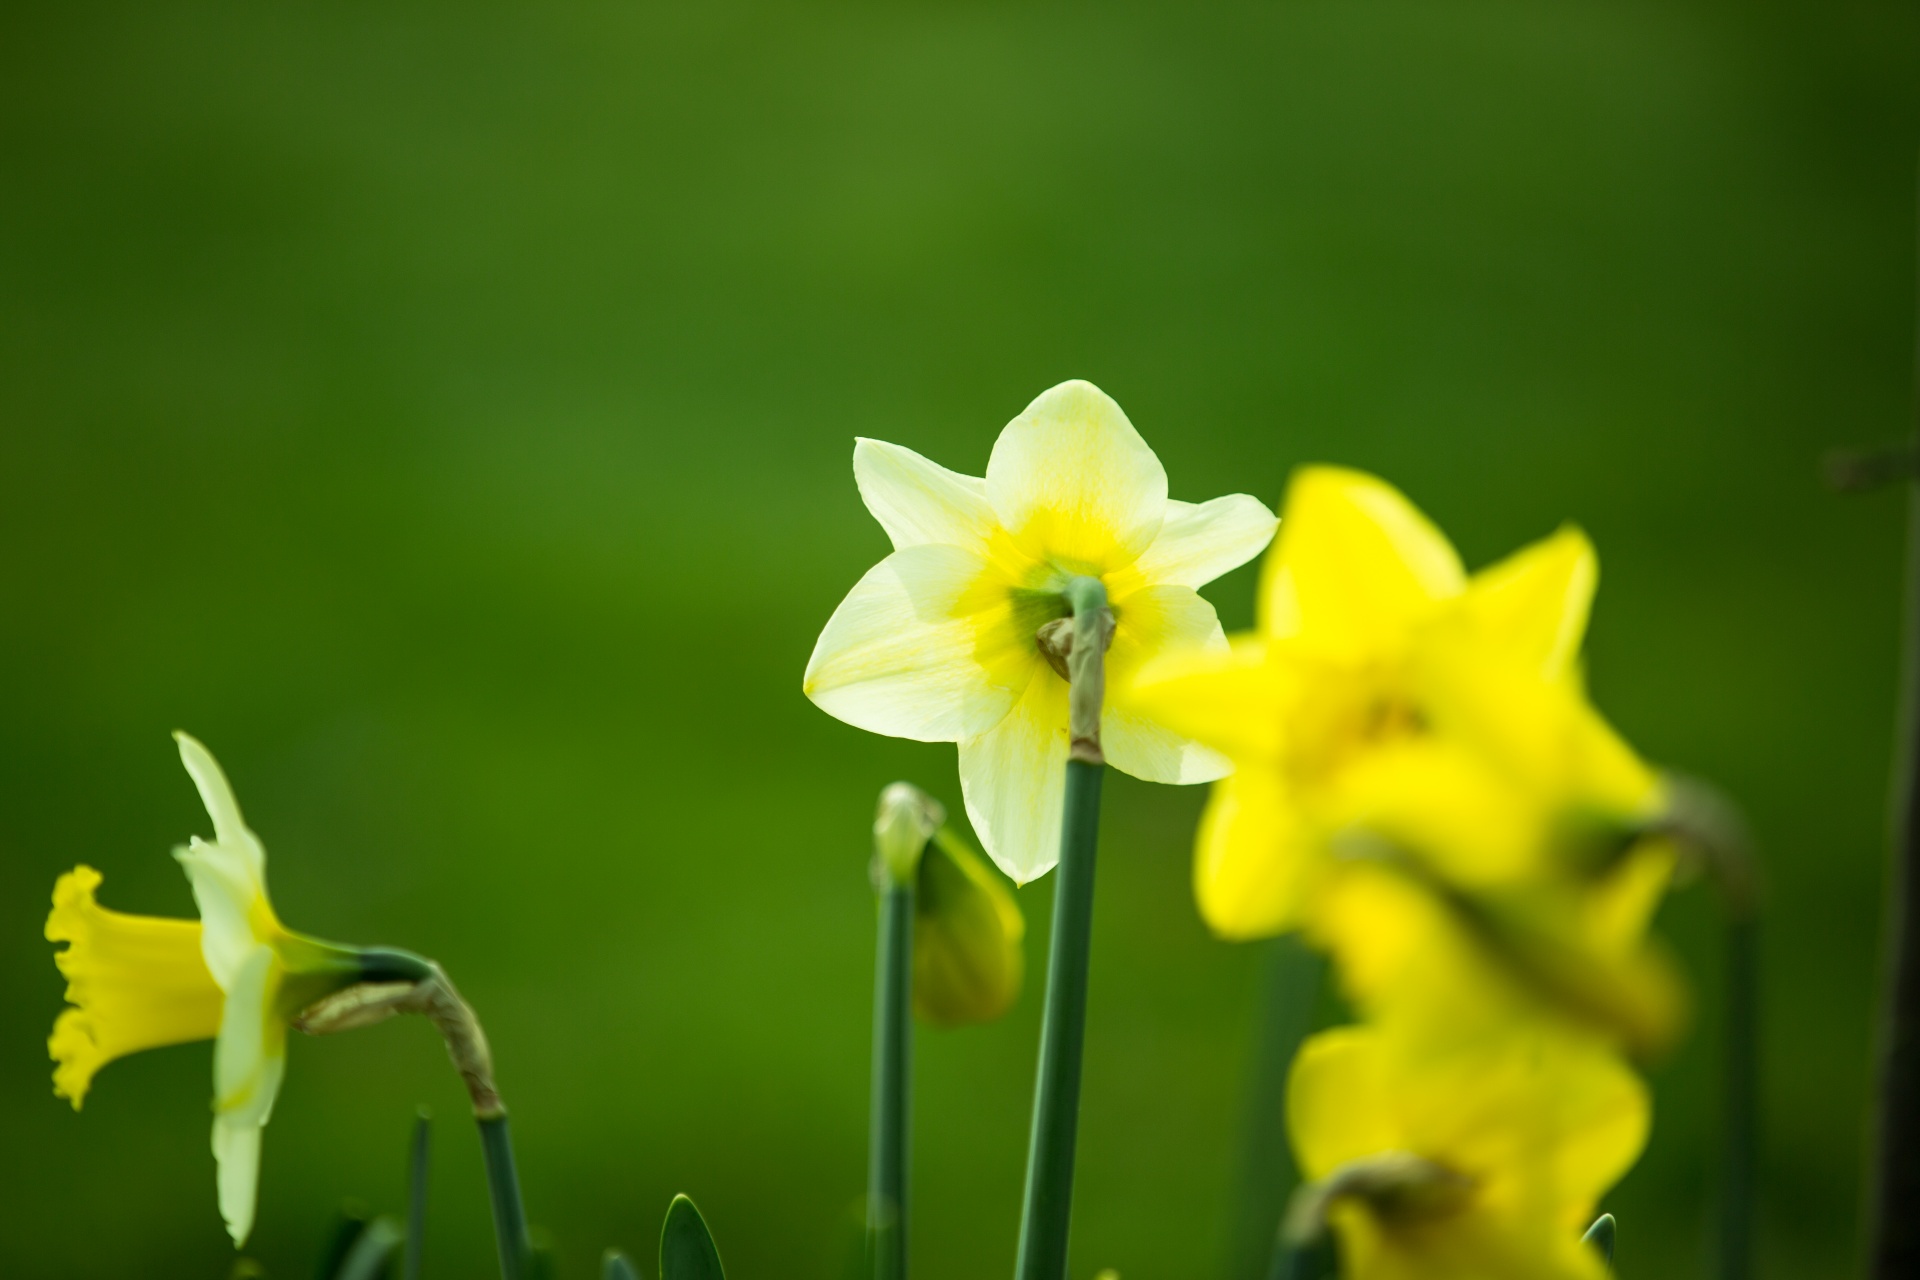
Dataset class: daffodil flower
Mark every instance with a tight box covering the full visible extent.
[1130,465,1666,935]
[47,733,391,1246]
[1286,1024,1646,1280]
[803,379,1277,881]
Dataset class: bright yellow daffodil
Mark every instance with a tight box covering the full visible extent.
[47,733,371,1245]
[804,380,1277,881]
[1287,1024,1645,1280]
[1130,465,1666,934]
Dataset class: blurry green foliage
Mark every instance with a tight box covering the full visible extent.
[0,2,1915,1279]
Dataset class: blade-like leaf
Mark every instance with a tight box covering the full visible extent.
[405,1110,431,1280]
[316,1203,373,1280]
[336,1216,405,1280]
[603,1249,641,1280]
[660,1195,725,1280]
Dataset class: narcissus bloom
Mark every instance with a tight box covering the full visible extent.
[1287,1024,1645,1280]
[1130,466,1666,937]
[47,733,368,1245]
[804,380,1278,881]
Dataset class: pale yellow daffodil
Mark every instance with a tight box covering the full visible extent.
[1287,1024,1646,1280]
[47,733,372,1246]
[804,380,1277,881]
[1131,465,1666,935]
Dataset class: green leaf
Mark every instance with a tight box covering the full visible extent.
[603,1249,641,1280]
[316,1203,374,1280]
[660,1195,725,1280]
[335,1216,405,1280]
[1583,1213,1617,1266]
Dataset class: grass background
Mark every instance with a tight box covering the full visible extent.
[1,1,1917,1276]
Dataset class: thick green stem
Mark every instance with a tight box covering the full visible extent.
[868,880,913,1280]
[480,1114,531,1280]
[1218,938,1323,1280]
[1014,758,1104,1280]
[1868,161,1920,1280]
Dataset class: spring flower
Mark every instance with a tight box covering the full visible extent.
[803,379,1278,881]
[1129,465,1666,935]
[47,733,372,1246]
[1286,1024,1646,1280]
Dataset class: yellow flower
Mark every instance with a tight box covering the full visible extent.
[1286,1024,1645,1280]
[804,380,1278,881]
[46,733,365,1246]
[914,828,1025,1028]
[1130,466,1665,936]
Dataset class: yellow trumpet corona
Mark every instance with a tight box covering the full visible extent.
[803,379,1278,882]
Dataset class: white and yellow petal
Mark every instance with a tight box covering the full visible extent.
[211,945,288,1245]
[958,675,1071,883]
[853,438,997,553]
[804,544,1042,743]
[985,380,1169,575]
[1126,493,1278,591]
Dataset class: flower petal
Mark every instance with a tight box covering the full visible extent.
[1285,1026,1397,1180]
[1125,636,1288,764]
[958,674,1071,883]
[1102,584,1233,785]
[1260,467,1464,650]
[854,438,995,552]
[1194,769,1319,938]
[1129,494,1278,590]
[985,380,1168,573]
[1459,525,1597,681]
[210,945,287,1245]
[175,733,266,881]
[175,837,269,991]
[804,544,1040,742]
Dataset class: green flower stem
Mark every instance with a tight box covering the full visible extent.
[480,1113,531,1280]
[868,876,914,1280]
[1872,211,1920,1280]
[1220,937,1323,1280]
[1719,905,1757,1280]
[405,1109,430,1280]
[1014,575,1112,1280]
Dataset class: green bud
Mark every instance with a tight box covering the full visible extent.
[913,827,1024,1027]
[873,783,944,888]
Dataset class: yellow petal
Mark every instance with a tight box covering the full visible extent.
[1286,1027,1397,1179]
[44,866,224,1108]
[853,438,996,552]
[1126,635,1287,764]
[1460,526,1596,681]
[1260,467,1464,651]
[1194,770,1320,938]
[985,380,1168,574]
[958,674,1070,882]
[1127,493,1278,590]
[1102,584,1233,785]
[804,544,1039,743]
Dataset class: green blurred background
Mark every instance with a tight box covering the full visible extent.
[2,2,1917,1277]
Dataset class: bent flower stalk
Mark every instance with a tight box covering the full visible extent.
[803,378,1278,882]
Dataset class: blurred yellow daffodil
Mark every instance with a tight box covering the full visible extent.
[1131,465,1665,937]
[47,733,377,1246]
[804,379,1277,882]
[1286,1024,1645,1280]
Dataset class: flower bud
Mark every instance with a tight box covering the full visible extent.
[873,782,944,888]
[913,829,1024,1027]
